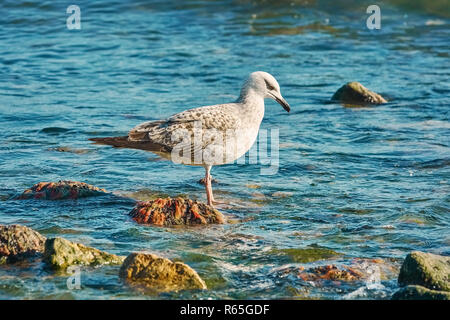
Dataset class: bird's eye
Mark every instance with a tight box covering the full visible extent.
[264,79,275,91]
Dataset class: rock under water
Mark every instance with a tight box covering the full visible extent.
[129,197,225,226]
[392,285,450,300]
[119,252,207,292]
[271,247,342,263]
[279,258,398,284]
[297,264,364,282]
[15,181,107,200]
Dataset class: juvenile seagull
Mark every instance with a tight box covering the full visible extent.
[90,71,290,207]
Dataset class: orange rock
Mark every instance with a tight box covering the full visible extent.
[129,197,225,226]
[297,264,364,282]
[15,181,107,200]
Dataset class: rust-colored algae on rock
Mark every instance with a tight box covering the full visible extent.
[278,258,399,285]
[119,252,207,292]
[15,180,107,200]
[0,224,46,263]
[297,265,364,282]
[129,197,225,226]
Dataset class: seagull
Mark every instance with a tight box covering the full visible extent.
[90,71,290,207]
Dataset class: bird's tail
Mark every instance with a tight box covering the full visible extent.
[89,136,130,148]
[89,136,170,153]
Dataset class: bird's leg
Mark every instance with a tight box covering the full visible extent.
[204,165,215,207]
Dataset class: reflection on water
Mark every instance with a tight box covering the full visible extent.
[0,0,449,299]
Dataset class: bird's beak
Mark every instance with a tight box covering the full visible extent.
[269,92,290,112]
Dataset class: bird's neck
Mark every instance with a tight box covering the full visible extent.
[238,88,264,104]
[237,88,265,123]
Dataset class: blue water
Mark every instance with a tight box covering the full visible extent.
[0,0,449,299]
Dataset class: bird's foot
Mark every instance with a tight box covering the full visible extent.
[206,199,223,208]
[208,199,234,210]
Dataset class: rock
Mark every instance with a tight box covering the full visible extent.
[119,252,207,292]
[15,181,107,200]
[245,184,261,189]
[331,82,387,105]
[43,237,124,269]
[398,251,450,291]
[50,146,91,154]
[271,247,342,263]
[0,225,46,262]
[392,285,450,300]
[297,264,364,281]
[271,191,293,198]
[129,197,225,226]
[280,258,398,283]
[350,257,400,281]
[123,189,170,201]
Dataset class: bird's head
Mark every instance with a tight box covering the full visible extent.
[240,71,290,112]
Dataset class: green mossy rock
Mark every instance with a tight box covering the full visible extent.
[119,252,207,292]
[398,251,450,291]
[272,247,342,263]
[331,82,387,105]
[43,237,124,270]
[392,285,450,300]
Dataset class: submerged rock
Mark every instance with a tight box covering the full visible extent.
[398,251,450,291]
[123,189,170,201]
[331,82,387,105]
[129,198,225,226]
[0,225,46,263]
[392,285,450,300]
[119,252,207,292]
[43,237,124,269]
[271,247,342,263]
[280,258,398,283]
[297,264,364,281]
[15,181,107,200]
[50,146,91,154]
[350,257,400,281]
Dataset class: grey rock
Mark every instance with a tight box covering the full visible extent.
[392,285,450,300]
[331,82,387,105]
[0,224,46,262]
[398,251,450,291]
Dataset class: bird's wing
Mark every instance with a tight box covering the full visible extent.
[128,103,242,154]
